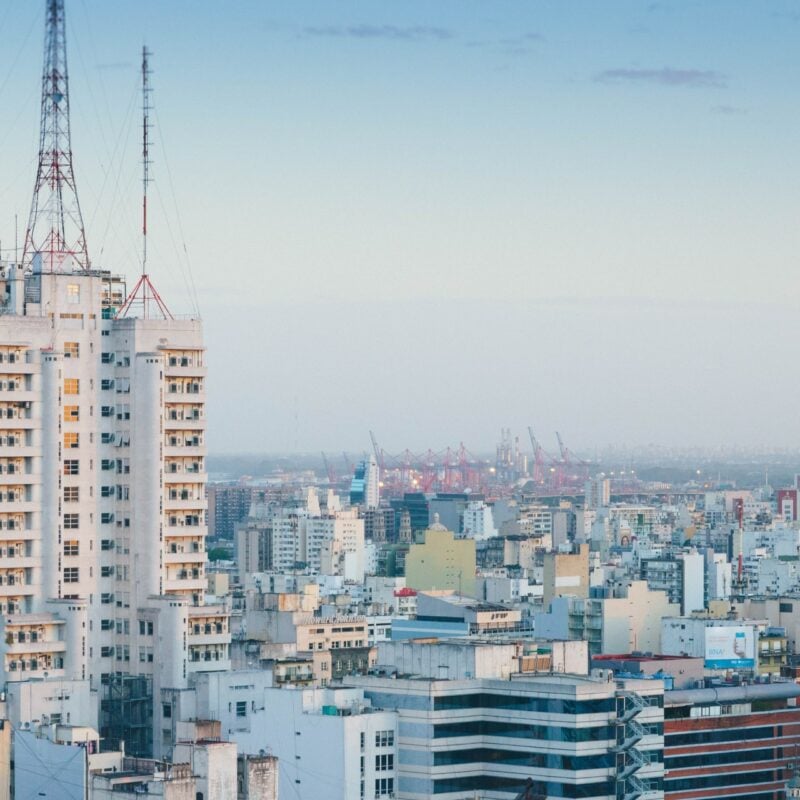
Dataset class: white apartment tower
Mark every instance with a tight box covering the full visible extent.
[0,260,230,738]
[0,1,229,756]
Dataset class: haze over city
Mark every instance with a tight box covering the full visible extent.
[0,1,798,453]
[7,3,800,800]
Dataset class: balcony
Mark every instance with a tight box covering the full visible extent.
[164,551,205,565]
[4,665,65,681]
[0,555,37,569]
[0,446,35,458]
[164,470,206,484]
[164,417,204,432]
[164,497,204,511]
[0,361,35,375]
[164,577,205,592]
[0,417,35,430]
[0,390,35,404]
[187,655,231,674]
[0,472,36,487]
[164,444,207,459]
[0,583,36,597]
[3,640,66,656]
[164,364,207,378]
[188,631,229,646]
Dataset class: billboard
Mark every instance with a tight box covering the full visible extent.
[704,625,756,669]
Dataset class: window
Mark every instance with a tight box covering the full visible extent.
[163,703,172,719]
[64,378,79,395]
[374,778,394,797]
[63,540,79,556]
[63,567,79,583]
[375,754,394,772]
[66,284,80,303]
[236,701,247,718]
[376,730,394,748]
[64,486,79,502]
[63,460,79,476]
[64,432,79,449]
[63,513,79,529]
[64,341,79,358]
[63,405,79,422]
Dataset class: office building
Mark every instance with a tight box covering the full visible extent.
[349,672,665,800]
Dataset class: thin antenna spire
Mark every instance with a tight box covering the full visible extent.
[117,45,172,320]
[23,0,89,272]
[142,45,151,276]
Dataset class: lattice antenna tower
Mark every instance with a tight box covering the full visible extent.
[23,0,90,272]
[116,46,172,319]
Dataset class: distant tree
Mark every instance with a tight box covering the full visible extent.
[207,547,230,562]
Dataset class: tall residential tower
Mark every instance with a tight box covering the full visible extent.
[0,1,229,758]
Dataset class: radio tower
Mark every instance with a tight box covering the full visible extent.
[23,0,90,272]
[116,46,172,319]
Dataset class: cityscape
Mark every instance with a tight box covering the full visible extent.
[3,2,800,800]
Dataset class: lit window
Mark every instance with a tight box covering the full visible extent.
[64,379,79,395]
[66,284,80,304]
[63,405,79,422]
[63,460,79,476]
[63,342,79,358]
[64,432,79,449]
[63,540,79,556]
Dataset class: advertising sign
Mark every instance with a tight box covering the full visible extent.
[704,625,755,669]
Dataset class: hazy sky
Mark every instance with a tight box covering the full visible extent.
[0,1,799,455]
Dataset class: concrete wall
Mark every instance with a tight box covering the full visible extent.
[542,544,589,607]
[405,530,476,596]
[14,730,86,800]
[0,717,9,800]
[238,755,278,800]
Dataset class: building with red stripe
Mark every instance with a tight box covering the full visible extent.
[664,683,800,799]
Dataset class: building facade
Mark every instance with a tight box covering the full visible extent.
[0,260,229,753]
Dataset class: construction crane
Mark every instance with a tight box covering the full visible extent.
[320,452,336,485]
[369,430,385,471]
[342,452,353,475]
[528,427,551,484]
[556,431,568,462]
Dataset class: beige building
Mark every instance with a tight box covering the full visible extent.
[542,544,590,607]
[536,580,679,656]
[404,519,476,596]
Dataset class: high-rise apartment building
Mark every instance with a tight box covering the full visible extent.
[0,260,230,749]
[208,483,254,539]
[0,0,229,757]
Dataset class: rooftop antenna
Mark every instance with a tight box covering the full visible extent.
[23,0,89,272]
[117,46,172,320]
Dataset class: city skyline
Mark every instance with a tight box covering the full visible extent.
[0,2,798,452]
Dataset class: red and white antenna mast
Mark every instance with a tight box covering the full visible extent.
[117,46,172,320]
[23,0,89,272]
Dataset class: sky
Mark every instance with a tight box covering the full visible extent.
[0,1,799,455]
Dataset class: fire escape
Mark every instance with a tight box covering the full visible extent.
[615,691,660,800]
